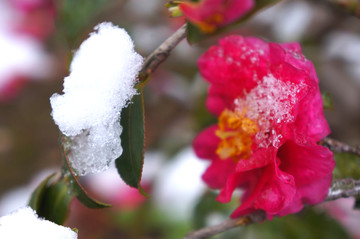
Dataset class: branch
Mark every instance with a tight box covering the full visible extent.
[183,211,266,239]
[138,23,187,83]
[184,178,360,239]
[326,178,360,201]
[321,137,360,157]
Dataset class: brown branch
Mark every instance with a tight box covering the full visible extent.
[138,23,187,83]
[326,178,360,201]
[184,178,360,239]
[183,211,266,239]
[321,137,360,157]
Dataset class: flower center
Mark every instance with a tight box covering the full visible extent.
[197,13,224,33]
[216,109,257,161]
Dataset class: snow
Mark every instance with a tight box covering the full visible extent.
[50,22,143,175]
[0,207,77,239]
[235,74,304,148]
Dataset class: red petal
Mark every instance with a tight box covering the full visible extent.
[277,174,333,216]
[193,125,220,159]
[203,158,237,189]
[230,163,296,218]
[235,147,275,172]
[278,140,335,186]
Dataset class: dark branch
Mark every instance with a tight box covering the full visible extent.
[321,137,360,156]
[138,23,187,83]
[183,211,266,239]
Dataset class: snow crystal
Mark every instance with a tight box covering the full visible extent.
[50,22,143,175]
[0,207,77,239]
[235,74,305,148]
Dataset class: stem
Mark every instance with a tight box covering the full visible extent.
[321,137,360,157]
[183,211,266,239]
[138,23,187,83]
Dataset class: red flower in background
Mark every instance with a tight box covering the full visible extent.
[180,0,254,32]
[0,0,55,101]
[12,0,56,40]
[193,36,335,219]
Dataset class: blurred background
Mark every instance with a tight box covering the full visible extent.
[0,0,359,238]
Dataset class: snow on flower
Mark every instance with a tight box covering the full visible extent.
[0,207,77,239]
[180,0,254,33]
[50,22,143,175]
[193,35,335,219]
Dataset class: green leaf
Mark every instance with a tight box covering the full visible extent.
[115,89,145,190]
[186,0,280,44]
[29,173,56,211]
[29,173,73,225]
[333,152,360,180]
[322,91,334,110]
[63,155,111,209]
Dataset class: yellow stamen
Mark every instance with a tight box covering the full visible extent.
[216,109,257,161]
[197,13,224,33]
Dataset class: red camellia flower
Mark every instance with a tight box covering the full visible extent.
[179,0,254,33]
[193,36,335,219]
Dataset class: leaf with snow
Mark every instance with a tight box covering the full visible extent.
[50,22,143,175]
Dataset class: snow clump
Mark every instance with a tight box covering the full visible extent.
[0,207,77,239]
[50,22,143,175]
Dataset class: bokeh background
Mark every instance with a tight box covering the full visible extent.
[0,0,360,238]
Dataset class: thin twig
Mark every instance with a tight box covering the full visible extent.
[326,178,360,201]
[138,23,187,83]
[184,178,360,239]
[183,211,266,239]
[321,137,360,157]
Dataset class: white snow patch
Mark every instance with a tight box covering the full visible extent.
[50,22,143,175]
[0,207,77,239]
